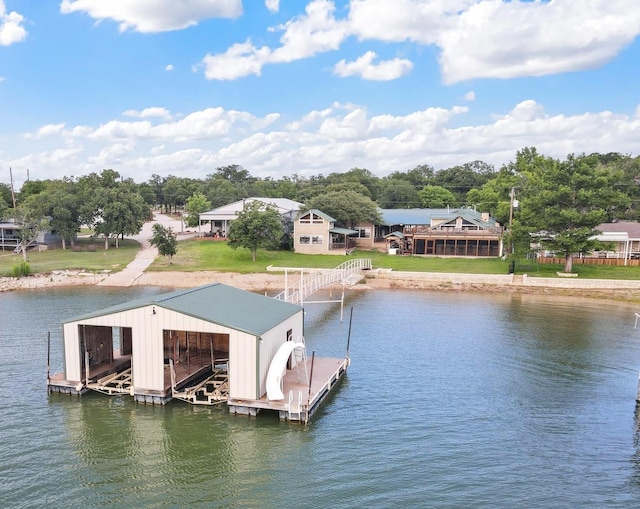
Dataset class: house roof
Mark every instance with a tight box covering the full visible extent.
[330,227,358,235]
[379,208,498,228]
[298,208,336,223]
[64,283,303,336]
[200,197,303,221]
[597,222,640,239]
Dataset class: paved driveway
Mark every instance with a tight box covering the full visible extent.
[98,213,192,287]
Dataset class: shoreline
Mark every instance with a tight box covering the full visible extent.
[3,269,640,303]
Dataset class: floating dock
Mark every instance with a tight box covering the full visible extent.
[47,284,350,423]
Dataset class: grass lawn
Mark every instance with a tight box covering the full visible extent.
[148,239,640,279]
[4,236,640,280]
[0,238,140,276]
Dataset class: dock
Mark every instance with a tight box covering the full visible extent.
[228,356,348,423]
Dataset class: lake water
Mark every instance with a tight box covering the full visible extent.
[2,286,640,508]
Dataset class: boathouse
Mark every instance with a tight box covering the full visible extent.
[48,283,347,422]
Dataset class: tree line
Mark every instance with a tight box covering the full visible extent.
[2,148,640,271]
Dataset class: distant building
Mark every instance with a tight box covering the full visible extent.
[293,209,358,255]
[199,197,303,237]
[0,219,60,252]
[293,207,503,257]
[592,221,640,260]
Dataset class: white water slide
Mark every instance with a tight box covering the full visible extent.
[266,341,306,401]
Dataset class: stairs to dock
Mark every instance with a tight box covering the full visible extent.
[273,258,371,305]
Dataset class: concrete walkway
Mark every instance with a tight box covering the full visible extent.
[98,213,193,287]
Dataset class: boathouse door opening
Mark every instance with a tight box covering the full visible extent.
[79,325,133,383]
[162,330,230,389]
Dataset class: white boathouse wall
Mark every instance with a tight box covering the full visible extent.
[62,305,304,400]
[256,313,304,396]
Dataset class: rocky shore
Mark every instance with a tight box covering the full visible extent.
[3,269,640,303]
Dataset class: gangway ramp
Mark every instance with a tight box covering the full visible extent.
[271,258,371,305]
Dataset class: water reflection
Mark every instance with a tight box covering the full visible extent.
[4,287,640,508]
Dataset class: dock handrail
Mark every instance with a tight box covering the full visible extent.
[273,258,371,305]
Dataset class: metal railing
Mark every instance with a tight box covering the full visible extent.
[273,258,372,305]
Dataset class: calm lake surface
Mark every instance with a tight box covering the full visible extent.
[2,286,640,508]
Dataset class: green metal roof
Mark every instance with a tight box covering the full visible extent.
[329,227,358,235]
[64,283,303,336]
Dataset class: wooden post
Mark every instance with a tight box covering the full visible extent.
[46,332,51,393]
[346,307,353,361]
[307,351,315,403]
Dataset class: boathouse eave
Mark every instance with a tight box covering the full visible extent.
[62,283,303,337]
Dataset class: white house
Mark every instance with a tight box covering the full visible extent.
[199,197,303,237]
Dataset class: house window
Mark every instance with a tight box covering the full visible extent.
[355,227,371,238]
[299,235,311,244]
[311,235,323,245]
[299,213,324,224]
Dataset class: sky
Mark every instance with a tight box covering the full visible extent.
[1,0,640,189]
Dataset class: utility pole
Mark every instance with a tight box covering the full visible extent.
[9,167,16,208]
[508,188,518,254]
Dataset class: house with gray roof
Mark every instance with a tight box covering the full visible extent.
[199,197,303,237]
[352,207,504,257]
[293,209,358,255]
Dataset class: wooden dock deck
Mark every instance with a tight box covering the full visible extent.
[228,356,348,423]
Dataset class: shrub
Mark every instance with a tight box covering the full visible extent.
[10,261,31,278]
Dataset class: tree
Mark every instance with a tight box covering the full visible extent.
[517,150,630,273]
[431,161,496,205]
[378,178,420,208]
[9,205,50,261]
[418,185,456,208]
[0,183,13,208]
[78,171,149,249]
[305,190,381,228]
[184,193,211,228]
[149,223,177,261]
[25,178,81,250]
[227,200,284,262]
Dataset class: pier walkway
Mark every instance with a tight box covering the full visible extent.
[270,258,372,305]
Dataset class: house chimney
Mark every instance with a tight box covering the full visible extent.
[481,212,489,222]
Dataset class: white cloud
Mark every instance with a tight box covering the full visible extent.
[437,0,640,83]
[24,123,67,140]
[202,0,349,79]
[0,1,27,46]
[198,0,640,85]
[202,40,272,80]
[348,0,469,45]
[333,51,413,80]
[123,107,172,119]
[9,100,640,186]
[464,91,475,101]
[165,64,174,71]
[59,0,242,33]
[265,0,280,13]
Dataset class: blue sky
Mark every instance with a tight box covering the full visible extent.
[1,0,640,189]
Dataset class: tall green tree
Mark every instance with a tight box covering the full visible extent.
[25,178,81,250]
[518,150,630,272]
[305,190,381,228]
[149,223,178,261]
[227,200,284,262]
[418,185,457,208]
[184,193,211,228]
[78,171,149,249]
[9,205,50,261]
[378,178,420,208]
